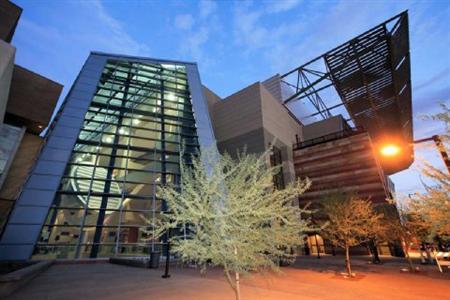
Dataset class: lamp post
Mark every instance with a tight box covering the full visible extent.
[413,135,449,174]
[380,134,449,174]
[162,227,171,279]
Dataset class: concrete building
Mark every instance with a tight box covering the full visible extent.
[0,8,412,260]
[0,0,21,43]
[204,11,412,257]
[0,52,216,260]
[205,81,302,186]
[0,0,63,236]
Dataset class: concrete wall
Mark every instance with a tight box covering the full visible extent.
[294,132,390,205]
[262,74,283,103]
[202,86,221,114]
[0,40,15,123]
[0,123,24,189]
[212,82,264,143]
[6,65,63,134]
[0,132,42,235]
[0,0,22,43]
[301,115,348,141]
[207,82,302,183]
[260,84,302,183]
[0,133,43,201]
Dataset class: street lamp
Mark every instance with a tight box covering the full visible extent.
[380,144,401,157]
[379,134,449,174]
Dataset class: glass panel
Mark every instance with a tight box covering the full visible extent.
[44,208,85,226]
[34,59,199,259]
[33,245,77,260]
[38,225,81,245]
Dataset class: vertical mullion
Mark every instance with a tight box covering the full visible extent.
[74,64,120,258]
[90,63,132,258]
[160,71,167,210]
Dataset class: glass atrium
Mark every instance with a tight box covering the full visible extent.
[33,60,199,259]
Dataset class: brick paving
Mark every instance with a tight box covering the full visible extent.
[6,256,450,300]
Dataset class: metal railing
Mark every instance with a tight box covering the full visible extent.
[294,126,365,150]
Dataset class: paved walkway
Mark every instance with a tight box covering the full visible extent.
[7,256,450,300]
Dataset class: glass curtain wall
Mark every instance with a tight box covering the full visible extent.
[33,60,199,259]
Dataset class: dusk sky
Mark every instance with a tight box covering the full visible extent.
[12,0,450,196]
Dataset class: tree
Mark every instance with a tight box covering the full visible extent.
[158,147,312,300]
[320,192,385,277]
[381,201,427,272]
[411,182,449,240]
[414,103,450,240]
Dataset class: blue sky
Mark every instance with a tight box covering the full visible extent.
[11,0,450,195]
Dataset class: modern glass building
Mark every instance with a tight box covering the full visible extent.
[0,52,217,260]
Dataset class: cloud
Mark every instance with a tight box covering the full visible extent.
[184,26,210,60]
[174,1,223,68]
[13,0,151,126]
[265,0,301,14]
[414,86,450,116]
[84,0,150,55]
[233,8,266,49]
[232,0,414,73]
[414,67,450,91]
[199,0,218,18]
[174,14,195,30]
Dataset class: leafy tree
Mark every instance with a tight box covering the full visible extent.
[376,104,449,272]
[424,103,450,133]
[414,103,450,240]
[381,201,427,271]
[320,192,384,277]
[158,147,312,300]
[411,182,449,240]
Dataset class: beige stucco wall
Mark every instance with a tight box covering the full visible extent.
[202,86,221,114]
[210,82,264,143]
[260,84,302,183]
[205,82,302,183]
[301,115,347,141]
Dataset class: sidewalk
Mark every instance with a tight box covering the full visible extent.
[291,254,449,279]
[6,257,449,300]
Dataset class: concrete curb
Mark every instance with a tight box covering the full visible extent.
[0,260,54,298]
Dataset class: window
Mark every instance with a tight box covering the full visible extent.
[270,146,285,190]
[33,60,199,260]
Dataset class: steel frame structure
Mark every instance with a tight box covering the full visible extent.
[281,11,413,172]
[280,11,412,146]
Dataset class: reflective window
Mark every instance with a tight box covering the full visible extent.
[33,60,199,260]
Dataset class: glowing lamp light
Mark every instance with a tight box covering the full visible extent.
[380,144,400,157]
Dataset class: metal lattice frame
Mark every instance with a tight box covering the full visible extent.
[281,11,412,147]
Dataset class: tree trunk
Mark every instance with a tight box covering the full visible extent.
[233,247,241,300]
[345,245,353,277]
[235,271,241,300]
[369,240,381,264]
[224,267,239,300]
[401,238,414,272]
[425,247,433,264]
[419,251,426,264]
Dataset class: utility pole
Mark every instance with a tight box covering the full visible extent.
[414,135,450,174]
